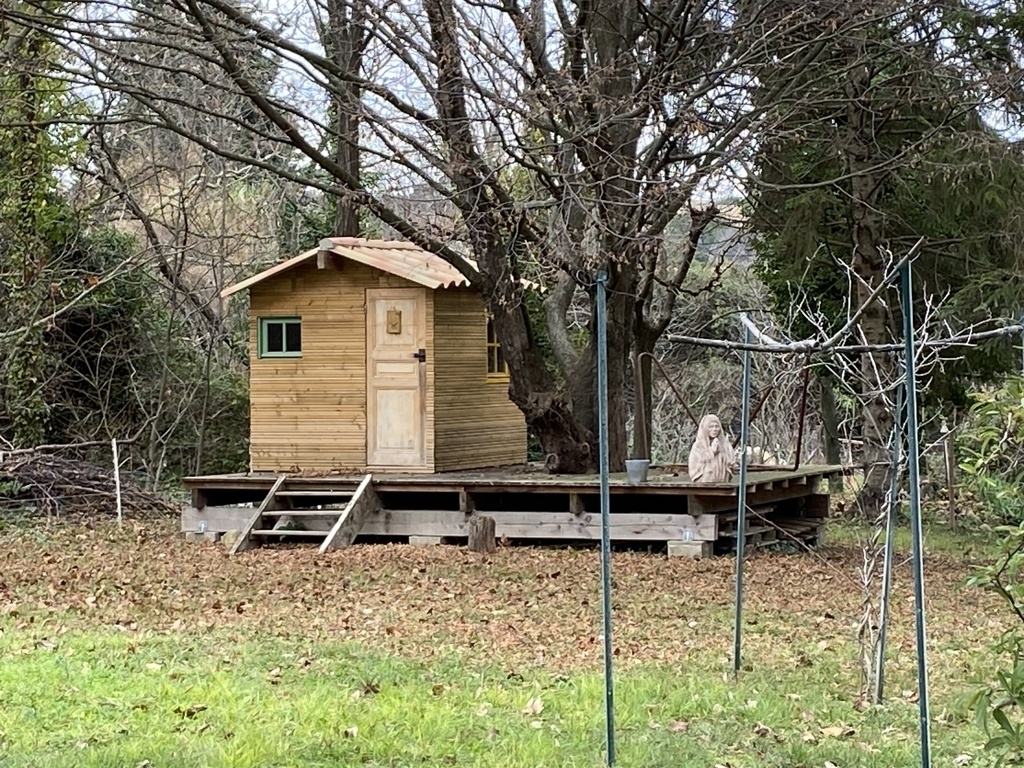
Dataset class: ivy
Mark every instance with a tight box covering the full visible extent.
[0,1,82,446]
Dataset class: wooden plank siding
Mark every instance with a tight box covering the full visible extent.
[248,260,436,472]
[431,289,527,471]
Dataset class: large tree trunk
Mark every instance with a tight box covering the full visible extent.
[2,17,55,447]
[565,273,633,470]
[422,0,599,473]
[481,249,596,474]
[844,58,894,516]
[561,0,637,471]
[325,0,363,237]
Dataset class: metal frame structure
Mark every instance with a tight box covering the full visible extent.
[594,260,934,767]
[726,264,931,765]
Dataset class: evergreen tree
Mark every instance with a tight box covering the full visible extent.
[749,0,1024,510]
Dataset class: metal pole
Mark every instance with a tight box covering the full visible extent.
[732,317,754,676]
[596,271,615,766]
[112,438,123,525]
[875,374,903,703]
[901,261,932,767]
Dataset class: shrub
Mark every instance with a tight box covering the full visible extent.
[966,522,1024,765]
[958,377,1024,524]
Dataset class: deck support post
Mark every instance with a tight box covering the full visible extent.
[667,540,713,559]
[468,516,496,553]
[569,493,585,517]
[409,535,442,546]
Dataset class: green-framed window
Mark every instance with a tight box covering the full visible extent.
[259,317,302,358]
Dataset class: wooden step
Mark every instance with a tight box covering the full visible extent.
[775,518,822,532]
[251,529,329,537]
[718,506,775,523]
[720,524,773,537]
[262,510,346,517]
[276,490,353,498]
[773,522,822,538]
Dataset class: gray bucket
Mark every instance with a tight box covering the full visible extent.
[625,459,651,485]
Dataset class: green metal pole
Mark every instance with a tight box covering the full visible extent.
[596,271,615,765]
[875,373,903,703]
[901,261,932,767]
[732,317,753,676]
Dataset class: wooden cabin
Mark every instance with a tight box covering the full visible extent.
[221,237,527,474]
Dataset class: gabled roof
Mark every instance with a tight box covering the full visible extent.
[220,237,478,298]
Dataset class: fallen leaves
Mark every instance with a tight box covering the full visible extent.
[753,721,775,738]
[0,515,1006,768]
[521,696,543,715]
[821,724,856,740]
[0,519,1010,686]
[173,703,207,719]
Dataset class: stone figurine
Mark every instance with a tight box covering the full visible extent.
[688,414,737,483]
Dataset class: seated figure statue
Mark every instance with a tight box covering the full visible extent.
[688,414,737,483]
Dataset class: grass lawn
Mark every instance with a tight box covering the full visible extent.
[0,518,1011,767]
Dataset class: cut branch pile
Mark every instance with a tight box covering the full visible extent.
[0,454,176,520]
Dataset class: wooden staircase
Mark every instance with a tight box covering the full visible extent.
[229,474,380,555]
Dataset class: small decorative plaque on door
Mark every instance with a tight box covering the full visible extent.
[386,309,402,334]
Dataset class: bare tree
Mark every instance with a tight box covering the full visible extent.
[320,0,367,236]
[1,0,927,471]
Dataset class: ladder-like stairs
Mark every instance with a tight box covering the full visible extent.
[230,474,380,555]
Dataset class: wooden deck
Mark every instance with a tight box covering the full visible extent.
[182,464,842,555]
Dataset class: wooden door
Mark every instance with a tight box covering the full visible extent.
[366,288,428,468]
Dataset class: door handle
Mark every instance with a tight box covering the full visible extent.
[412,348,426,362]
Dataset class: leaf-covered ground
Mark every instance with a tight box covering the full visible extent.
[0,520,1010,766]
[0,521,1003,675]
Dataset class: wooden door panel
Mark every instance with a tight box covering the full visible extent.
[366,289,426,467]
[372,360,419,377]
[373,389,419,451]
